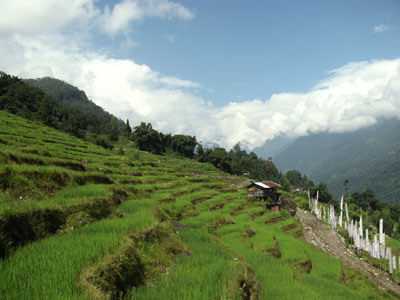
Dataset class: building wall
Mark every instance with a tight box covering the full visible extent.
[271,205,280,213]
[247,186,266,198]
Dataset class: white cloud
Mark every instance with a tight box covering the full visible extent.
[0,34,209,135]
[373,24,390,33]
[1,32,400,150]
[209,59,400,149]
[0,0,99,36]
[159,76,199,88]
[101,0,143,36]
[101,0,194,36]
[144,0,194,19]
[0,0,193,38]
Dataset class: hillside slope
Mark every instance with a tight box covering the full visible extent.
[0,73,123,139]
[272,118,400,203]
[0,111,397,299]
[25,77,124,131]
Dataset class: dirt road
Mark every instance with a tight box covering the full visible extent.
[296,208,400,294]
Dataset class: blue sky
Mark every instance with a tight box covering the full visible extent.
[107,0,400,106]
[0,0,400,149]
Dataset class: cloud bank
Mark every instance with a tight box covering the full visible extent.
[1,0,399,150]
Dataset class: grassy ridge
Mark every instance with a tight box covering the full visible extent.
[0,110,397,299]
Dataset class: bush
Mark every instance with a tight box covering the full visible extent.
[95,136,114,150]
[116,148,124,155]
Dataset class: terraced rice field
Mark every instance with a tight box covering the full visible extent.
[0,110,397,299]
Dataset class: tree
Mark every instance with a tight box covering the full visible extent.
[344,178,349,196]
[229,143,251,176]
[132,122,165,155]
[108,116,120,141]
[382,208,394,236]
[207,148,232,173]
[170,134,197,158]
[286,170,302,187]
[301,175,314,189]
[390,204,400,223]
[123,119,132,137]
[196,144,206,162]
[95,135,114,150]
[310,182,334,204]
[351,189,376,211]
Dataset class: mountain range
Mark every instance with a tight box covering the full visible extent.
[256,118,400,203]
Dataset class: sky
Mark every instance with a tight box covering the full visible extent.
[0,0,400,150]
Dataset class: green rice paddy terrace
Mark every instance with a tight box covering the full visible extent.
[0,110,398,300]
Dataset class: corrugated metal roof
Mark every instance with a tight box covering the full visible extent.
[263,181,281,188]
[254,182,271,189]
[247,181,281,189]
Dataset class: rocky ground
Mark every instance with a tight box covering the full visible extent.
[296,208,400,294]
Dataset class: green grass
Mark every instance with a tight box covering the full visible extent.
[0,184,112,215]
[130,229,243,300]
[0,198,156,299]
[0,110,398,299]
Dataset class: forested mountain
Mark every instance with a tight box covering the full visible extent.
[269,118,400,203]
[0,72,124,145]
[24,77,125,134]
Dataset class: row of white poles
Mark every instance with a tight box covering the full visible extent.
[308,191,395,274]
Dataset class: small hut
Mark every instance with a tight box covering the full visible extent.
[247,181,281,202]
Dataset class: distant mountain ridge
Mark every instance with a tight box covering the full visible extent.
[253,134,296,159]
[258,118,400,203]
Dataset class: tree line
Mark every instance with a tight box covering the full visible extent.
[129,121,317,188]
[346,188,400,238]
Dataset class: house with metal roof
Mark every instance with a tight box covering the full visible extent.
[247,181,281,202]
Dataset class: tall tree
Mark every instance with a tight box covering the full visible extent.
[344,178,350,196]
[108,116,120,141]
[123,119,132,137]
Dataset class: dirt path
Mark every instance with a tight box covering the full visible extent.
[296,208,400,294]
